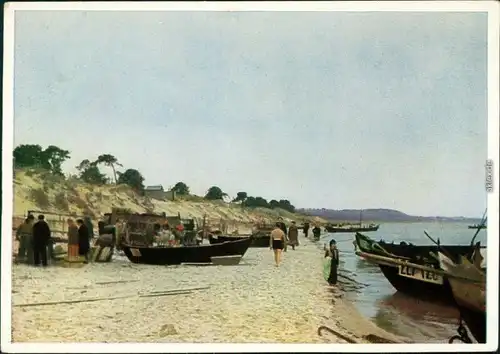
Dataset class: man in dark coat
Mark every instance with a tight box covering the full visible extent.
[84,216,94,241]
[76,219,91,263]
[312,224,321,241]
[32,215,51,266]
[277,217,287,235]
[303,222,310,238]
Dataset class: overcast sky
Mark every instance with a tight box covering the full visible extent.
[12,10,488,217]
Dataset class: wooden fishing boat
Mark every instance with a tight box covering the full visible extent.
[122,236,253,265]
[438,251,486,343]
[325,210,380,233]
[209,234,248,244]
[208,234,270,248]
[325,224,380,233]
[468,224,487,230]
[354,233,485,265]
[354,233,485,304]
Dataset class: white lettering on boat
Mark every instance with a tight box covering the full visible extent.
[398,265,443,285]
[130,248,142,257]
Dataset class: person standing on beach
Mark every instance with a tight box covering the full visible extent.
[76,219,91,263]
[67,218,80,260]
[84,216,94,242]
[32,215,51,267]
[312,224,321,240]
[287,221,299,250]
[277,217,287,235]
[269,223,286,267]
[303,222,310,238]
[324,239,340,285]
[16,214,35,264]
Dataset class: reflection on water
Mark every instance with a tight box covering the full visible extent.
[318,222,482,343]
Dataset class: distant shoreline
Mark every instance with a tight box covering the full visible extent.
[298,208,482,224]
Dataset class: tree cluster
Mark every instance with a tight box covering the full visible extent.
[13,144,296,213]
[13,144,145,192]
[233,192,295,213]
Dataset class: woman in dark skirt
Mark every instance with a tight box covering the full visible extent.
[76,219,91,263]
[269,223,287,267]
[324,239,339,285]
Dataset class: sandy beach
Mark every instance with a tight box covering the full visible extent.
[11,236,405,344]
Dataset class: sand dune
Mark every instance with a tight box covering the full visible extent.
[13,169,326,231]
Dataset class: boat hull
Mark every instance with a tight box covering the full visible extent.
[447,277,486,343]
[122,237,253,265]
[378,263,455,303]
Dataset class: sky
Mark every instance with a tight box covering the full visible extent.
[12,10,489,217]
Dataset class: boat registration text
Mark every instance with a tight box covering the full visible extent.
[398,265,443,285]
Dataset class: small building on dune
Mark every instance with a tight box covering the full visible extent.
[144,185,176,201]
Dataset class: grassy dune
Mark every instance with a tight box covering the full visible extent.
[12,169,326,230]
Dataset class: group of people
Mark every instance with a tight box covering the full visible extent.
[268,217,340,285]
[16,214,94,266]
[66,217,94,263]
[151,221,186,246]
[16,214,52,266]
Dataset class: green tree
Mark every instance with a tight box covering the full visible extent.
[204,186,227,200]
[95,154,123,184]
[278,199,295,213]
[42,145,71,175]
[76,159,108,184]
[13,144,70,175]
[269,199,280,208]
[173,182,190,195]
[232,191,248,203]
[117,168,145,191]
[243,196,256,207]
[13,144,45,168]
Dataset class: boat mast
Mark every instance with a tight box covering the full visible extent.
[359,210,363,226]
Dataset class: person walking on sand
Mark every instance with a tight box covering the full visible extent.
[269,223,286,267]
[32,215,51,267]
[324,239,340,285]
[76,219,91,263]
[16,214,35,264]
[287,221,299,250]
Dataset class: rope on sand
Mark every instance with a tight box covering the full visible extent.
[13,286,209,308]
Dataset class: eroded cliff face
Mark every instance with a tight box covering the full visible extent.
[12,169,325,230]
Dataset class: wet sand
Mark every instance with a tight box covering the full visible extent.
[11,236,404,343]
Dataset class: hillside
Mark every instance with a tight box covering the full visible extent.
[298,208,480,223]
[12,169,326,231]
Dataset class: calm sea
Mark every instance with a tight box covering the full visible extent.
[320,221,488,343]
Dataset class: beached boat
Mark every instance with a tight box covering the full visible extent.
[354,233,484,265]
[438,251,486,343]
[122,236,253,265]
[208,234,270,248]
[468,224,486,230]
[354,233,485,304]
